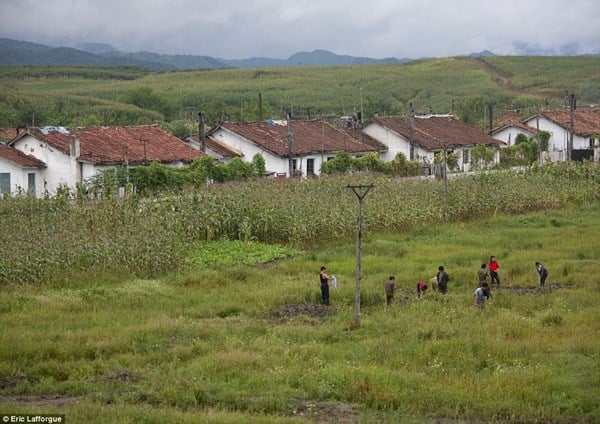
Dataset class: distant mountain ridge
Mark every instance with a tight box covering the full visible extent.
[2,38,597,71]
[0,38,411,70]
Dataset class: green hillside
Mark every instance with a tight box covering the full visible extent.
[1,56,599,130]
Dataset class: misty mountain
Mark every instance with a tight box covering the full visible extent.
[0,38,409,70]
[0,38,176,70]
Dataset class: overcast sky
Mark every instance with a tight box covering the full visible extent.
[1,0,598,59]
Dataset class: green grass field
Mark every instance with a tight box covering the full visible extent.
[1,201,598,423]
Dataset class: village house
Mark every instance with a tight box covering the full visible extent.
[362,114,505,171]
[1,125,202,197]
[208,119,384,177]
[489,110,540,147]
[491,107,600,162]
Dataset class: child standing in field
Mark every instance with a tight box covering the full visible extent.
[535,262,548,287]
[474,282,493,310]
[488,256,501,287]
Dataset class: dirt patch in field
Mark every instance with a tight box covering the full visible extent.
[0,395,83,407]
[104,370,140,383]
[288,399,360,423]
[273,303,337,322]
[501,283,562,295]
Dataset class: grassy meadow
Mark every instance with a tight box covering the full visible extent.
[0,164,599,423]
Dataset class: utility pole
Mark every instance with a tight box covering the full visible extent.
[287,112,293,177]
[198,112,206,154]
[568,94,575,162]
[409,103,415,161]
[347,184,374,328]
[443,143,448,203]
[258,92,263,121]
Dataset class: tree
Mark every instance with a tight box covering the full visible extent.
[470,144,496,171]
[251,153,266,177]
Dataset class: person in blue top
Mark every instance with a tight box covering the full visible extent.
[474,282,493,310]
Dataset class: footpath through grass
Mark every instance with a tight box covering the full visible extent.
[0,202,599,423]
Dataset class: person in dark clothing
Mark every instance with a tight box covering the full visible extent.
[320,266,332,305]
[535,262,548,287]
[436,266,450,294]
[478,263,490,287]
[384,276,397,306]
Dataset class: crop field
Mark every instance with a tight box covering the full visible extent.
[1,55,599,129]
[0,162,599,423]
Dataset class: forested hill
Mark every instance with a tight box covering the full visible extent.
[0,38,408,70]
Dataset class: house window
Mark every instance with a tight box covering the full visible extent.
[27,173,35,196]
[292,159,298,170]
[463,149,470,164]
[590,138,595,149]
[327,156,334,161]
[307,158,315,174]
[0,173,10,194]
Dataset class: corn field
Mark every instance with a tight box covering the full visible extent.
[0,162,598,285]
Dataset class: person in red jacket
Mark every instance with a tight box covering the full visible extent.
[488,256,501,287]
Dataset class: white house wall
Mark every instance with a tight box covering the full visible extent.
[12,136,75,196]
[524,117,590,152]
[362,123,409,162]
[492,127,532,147]
[0,158,45,196]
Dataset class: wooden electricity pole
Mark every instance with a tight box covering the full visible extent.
[347,184,374,328]
[287,112,293,177]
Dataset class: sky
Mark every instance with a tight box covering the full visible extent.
[1,0,599,59]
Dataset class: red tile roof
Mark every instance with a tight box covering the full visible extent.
[215,120,381,157]
[13,125,203,165]
[373,115,504,150]
[0,128,19,142]
[0,143,46,168]
[537,107,600,137]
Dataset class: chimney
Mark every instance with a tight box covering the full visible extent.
[69,136,80,158]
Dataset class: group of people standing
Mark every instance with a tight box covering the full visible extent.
[320,256,549,308]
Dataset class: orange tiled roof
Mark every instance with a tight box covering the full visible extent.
[373,115,504,150]
[0,143,46,168]
[14,125,203,165]
[216,120,381,157]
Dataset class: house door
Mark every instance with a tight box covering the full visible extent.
[307,158,315,175]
